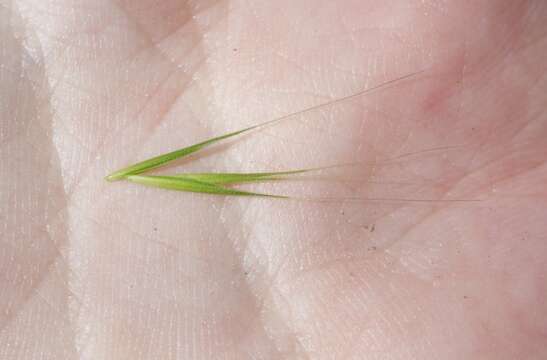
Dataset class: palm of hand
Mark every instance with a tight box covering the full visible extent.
[2,1,546,359]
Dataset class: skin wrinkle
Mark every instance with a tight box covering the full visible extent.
[0,217,76,329]
[81,146,282,358]
[517,26,547,54]
[223,197,310,355]
[336,298,387,359]
[472,158,547,200]
[266,9,544,358]
[466,33,525,89]
[269,280,312,359]
[49,9,211,196]
[0,59,86,157]
[88,5,216,155]
[216,200,295,356]
[263,74,430,152]
[15,1,142,55]
[16,4,201,193]
[283,207,443,283]
[246,266,310,357]
[124,0,226,48]
[293,270,368,356]
[242,283,296,357]
[23,5,266,358]
[377,158,510,255]
[273,210,372,282]
[266,203,362,284]
[114,1,189,59]
[4,1,547,358]
[187,49,458,358]
[0,241,76,338]
[130,22,201,66]
[338,268,428,358]
[5,17,170,169]
[346,280,439,359]
[295,153,479,268]
[10,6,173,354]
[71,63,206,183]
[242,202,377,354]
[137,3,240,77]
[70,201,210,264]
[264,90,368,144]
[501,96,547,145]
[419,87,532,198]
[446,128,547,199]
[94,193,231,267]
[364,77,437,156]
[0,4,74,356]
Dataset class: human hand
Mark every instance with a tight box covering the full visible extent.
[1,1,546,359]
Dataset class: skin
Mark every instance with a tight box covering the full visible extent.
[1,0,546,359]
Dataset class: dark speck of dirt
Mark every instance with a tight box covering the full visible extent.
[153,227,158,231]
[370,224,376,232]
[368,246,377,251]
[463,295,469,299]
[233,48,238,52]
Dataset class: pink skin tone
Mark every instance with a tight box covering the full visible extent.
[1,1,546,359]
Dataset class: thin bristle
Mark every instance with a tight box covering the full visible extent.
[105,70,426,181]
[287,196,483,204]
[249,69,426,131]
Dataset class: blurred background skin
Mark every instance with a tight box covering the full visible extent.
[1,1,546,359]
